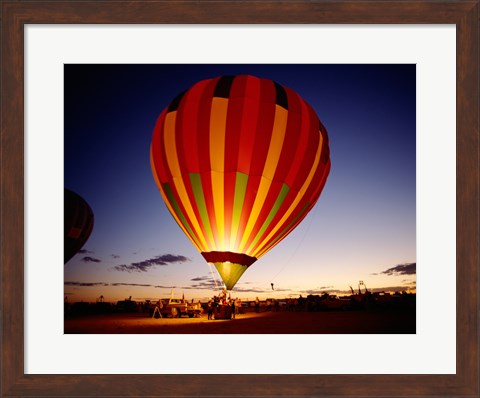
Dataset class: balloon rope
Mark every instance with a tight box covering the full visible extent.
[207,262,221,292]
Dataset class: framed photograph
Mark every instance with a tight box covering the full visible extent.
[1,1,478,397]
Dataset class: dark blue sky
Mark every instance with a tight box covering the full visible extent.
[64,64,416,302]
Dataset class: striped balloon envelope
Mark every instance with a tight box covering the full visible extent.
[64,188,94,264]
[151,75,330,290]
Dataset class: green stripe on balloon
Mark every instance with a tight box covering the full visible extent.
[163,183,203,250]
[189,173,215,248]
[232,172,248,235]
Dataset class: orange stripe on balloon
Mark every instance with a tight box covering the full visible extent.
[209,98,228,249]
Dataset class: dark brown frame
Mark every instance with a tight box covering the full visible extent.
[1,1,478,397]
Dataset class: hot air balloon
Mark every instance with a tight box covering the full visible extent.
[151,75,330,290]
[64,188,94,264]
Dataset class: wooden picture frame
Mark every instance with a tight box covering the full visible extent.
[1,1,478,396]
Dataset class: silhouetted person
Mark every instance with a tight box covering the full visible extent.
[231,298,236,319]
[255,297,260,313]
[207,299,214,320]
[274,299,279,312]
[152,299,163,319]
[235,298,241,315]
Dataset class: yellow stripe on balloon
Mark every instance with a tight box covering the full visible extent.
[163,112,208,251]
[252,132,323,259]
[238,105,288,254]
[210,98,228,249]
[210,171,223,250]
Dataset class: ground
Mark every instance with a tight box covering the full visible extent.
[64,308,415,334]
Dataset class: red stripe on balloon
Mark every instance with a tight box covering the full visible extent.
[181,79,211,173]
[174,86,190,179]
[291,103,320,190]
[309,160,331,204]
[271,89,303,184]
[249,79,276,176]
[224,77,247,173]
[196,78,218,173]
[237,76,261,175]
[284,99,311,190]
[319,123,330,165]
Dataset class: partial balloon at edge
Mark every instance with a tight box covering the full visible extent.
[151,75,331,289]
[64,188,94,264]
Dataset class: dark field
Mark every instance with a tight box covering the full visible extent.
[64,308,415,334]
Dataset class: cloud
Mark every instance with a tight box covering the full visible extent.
[65,281,169,288]
[191,275,216,282]
[171,274,221,290]
[110,283,152,287]
[187,281,218,290]
[380,262,416,276]
[81,256,101,263]
[111,254,120,259]
[78,249,93,254]
[65,281,107,287]
[180,275,294,293]
[154,285,177,289]
[181,283,276,293]
[113,254,190,273]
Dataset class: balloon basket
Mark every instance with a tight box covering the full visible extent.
[214,305,233,320]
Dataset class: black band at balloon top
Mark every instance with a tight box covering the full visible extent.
[201,251,257,267]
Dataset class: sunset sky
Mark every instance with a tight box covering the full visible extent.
[64,64,416,303]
